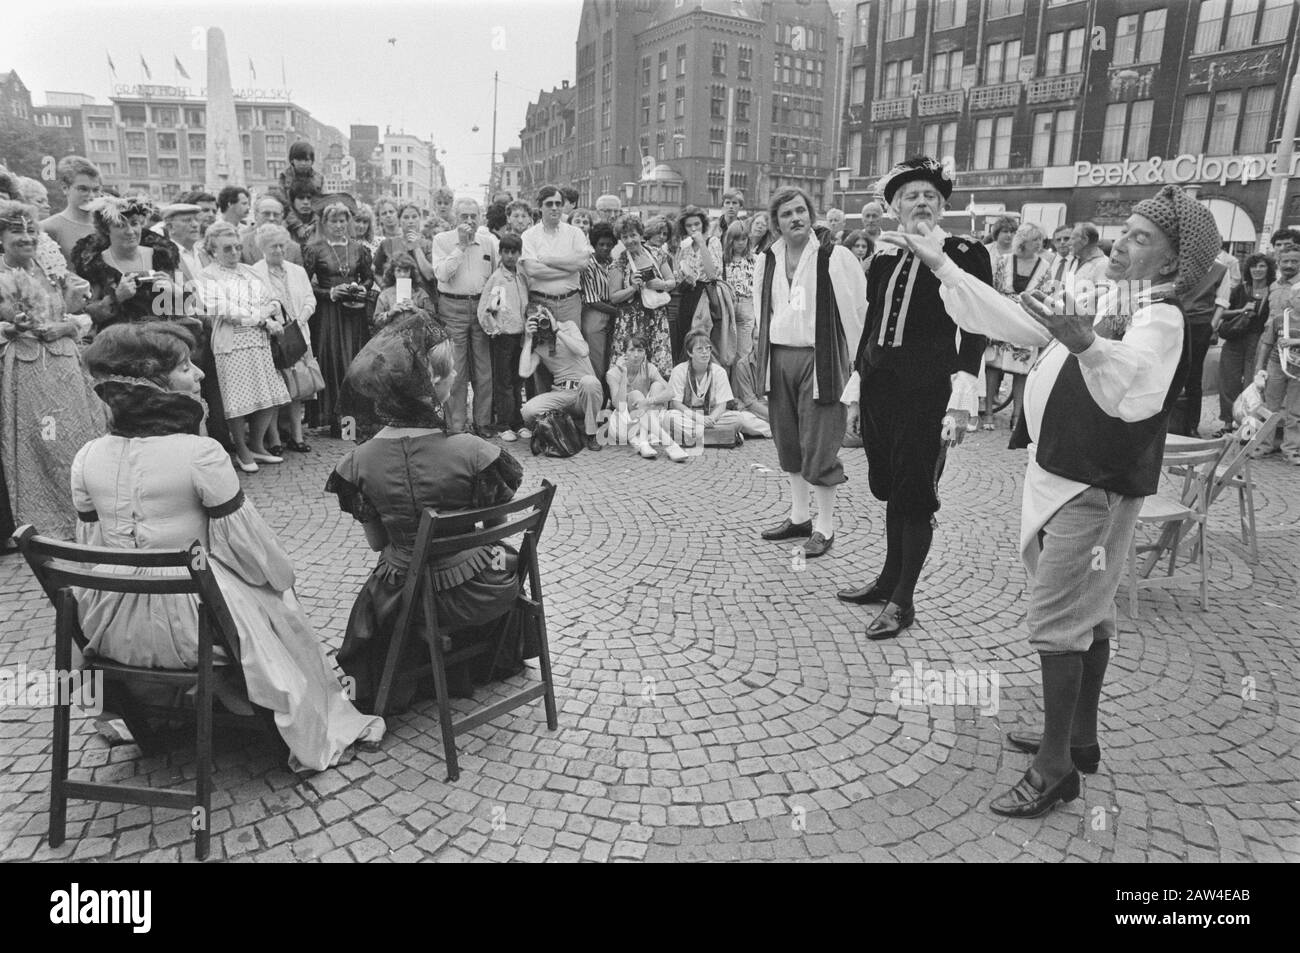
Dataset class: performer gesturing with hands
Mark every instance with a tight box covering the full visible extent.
[838,156,988,641]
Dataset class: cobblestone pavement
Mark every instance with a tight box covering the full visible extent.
[2,403,1298,863]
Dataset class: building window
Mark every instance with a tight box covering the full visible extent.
[642,56,651,87]
[738,46,753,80]
[885,0,917,40]
[987,0,1025,17]
[677,44,687,77]
[190,159,204,179]
[1100,104,1128,162]
[657,90,667,121]
[407,159,415,177]
[734,129,750,162]
[1207,90,1242,153]
[1044,29,1085,75]
[90,138,116,153]
[882,59,906,98]
[267,160,285,178]
[153,107,176,128]
[602,29,612,58]
[601,138,610,164]
[851,66,867,105]
[602,62,612,93]
[921,121,958,164]
[125,132,146,153]
[985,39,1021,85]
[121,107,146,128]
[933,0,967,31]
[656,132,666,160]
[875,127,907,173]
[930,49,963,91]
[184,132,204,153]
[391,159,401,176]
[156,132,177,152]
[1259,0,1294,40]
[1239,85,1276,152]
[711,84,726,118]
[712,41,727,76]
[1031,109,1075,166]
[855,3,870,44]
[1114,9,1168,66]
[158,158,179,178]
[641,95,650,125]
[602,100,611,129]
[128,157,149,177]
[675,87,686,118]
[265,134,285,155]
[658,51,668,82]
[973,115,1013,169]
[711,125,725,160]
[848,130,864,175]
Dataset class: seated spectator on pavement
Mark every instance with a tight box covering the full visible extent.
[664,330,771,446]
[605,333,679,460]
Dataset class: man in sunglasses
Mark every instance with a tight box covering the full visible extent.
[520,184,592,332]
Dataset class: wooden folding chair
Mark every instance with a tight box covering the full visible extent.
[15,526,274,861]
[1125,436,1229,618]
[1207,411,1286,563]
[372,481,558,781]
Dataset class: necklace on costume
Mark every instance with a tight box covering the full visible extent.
[326,240,352,276]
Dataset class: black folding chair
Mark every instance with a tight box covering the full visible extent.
[372,481,558,781]
[15,525,276,861]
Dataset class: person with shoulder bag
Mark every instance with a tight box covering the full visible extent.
[254,224,322,454]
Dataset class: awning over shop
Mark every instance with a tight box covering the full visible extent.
[1201,198,1256,243]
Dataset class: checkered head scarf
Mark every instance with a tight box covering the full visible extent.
[1131,185,1222,297]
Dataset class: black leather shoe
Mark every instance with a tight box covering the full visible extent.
[586,435,602,451]
[761,518,812,541]
[804,532,833,557]
[836,580,894,605]
[865,602,914,640]
[990,766,1081,818]
[1005,731,1101,774]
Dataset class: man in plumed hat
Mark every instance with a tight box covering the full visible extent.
[838,156,988,640]
[887,183,1221,816]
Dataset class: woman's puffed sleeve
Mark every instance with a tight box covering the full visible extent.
[324,450,379,523]
[191,438,295,591]
[70,442,103,546]
[470,446,523,509]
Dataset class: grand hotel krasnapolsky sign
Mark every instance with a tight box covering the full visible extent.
[1044,153,1300,190]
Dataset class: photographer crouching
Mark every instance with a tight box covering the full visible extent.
[519,305,604,452]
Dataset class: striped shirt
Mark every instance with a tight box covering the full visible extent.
[580,257,614,306]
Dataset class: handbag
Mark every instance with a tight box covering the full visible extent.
[709,281,739,368]
[1217,299,1257,341]
[271,318,308,369]
[702,421,743,447]
[281,353,325,401]
[529,410,585,457]
[641,287,671,310]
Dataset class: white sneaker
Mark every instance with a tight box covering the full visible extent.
[665,443,687,462]
[517,427,533,440]
[637,440,658,459]
[499,429,518,442]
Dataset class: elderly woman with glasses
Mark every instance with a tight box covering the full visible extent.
[0,200,106,541]
[201,221,290,473]
[72,195,180,329]
[253,222,318,454]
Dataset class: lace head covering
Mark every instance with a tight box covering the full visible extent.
[345,313,450,428]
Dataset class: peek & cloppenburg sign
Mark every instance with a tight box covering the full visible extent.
[1045,153,1300,189]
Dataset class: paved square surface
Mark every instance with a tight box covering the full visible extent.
[2,408,1298,862]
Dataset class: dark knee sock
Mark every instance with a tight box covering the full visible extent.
[890,513,933,609]
[1072,638,1110,746]
[877,501,902,590]
[1034,652,1083,780]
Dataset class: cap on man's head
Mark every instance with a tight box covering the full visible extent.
[160,203,201,220]
[879,155,954,204]
[1131,184,1223,297]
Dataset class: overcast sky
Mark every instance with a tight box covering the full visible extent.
[3,0,583,192]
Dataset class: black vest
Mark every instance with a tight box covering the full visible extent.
[1030,300,1189,498]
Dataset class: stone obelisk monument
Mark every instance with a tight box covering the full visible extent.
[205,27,245,192]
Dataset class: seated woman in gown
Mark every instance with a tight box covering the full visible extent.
[73,322,384,773]
[325,314,532,714]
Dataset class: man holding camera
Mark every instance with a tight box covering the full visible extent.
[518,306,604,451]
[432,197,498,435]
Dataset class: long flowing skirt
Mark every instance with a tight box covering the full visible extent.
[0,341,106,540]
[313,301,372,427]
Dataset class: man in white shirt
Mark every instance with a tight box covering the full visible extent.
[162,203,208,300]
[520,184,591,329]
[39,156,102,263]
[753,187,867,558]
[432,197,499,434]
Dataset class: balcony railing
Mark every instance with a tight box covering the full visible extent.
[1026,73,1083,105]
[917,90,964,116]
[969,82,1022,110]
[871,96,912,121]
